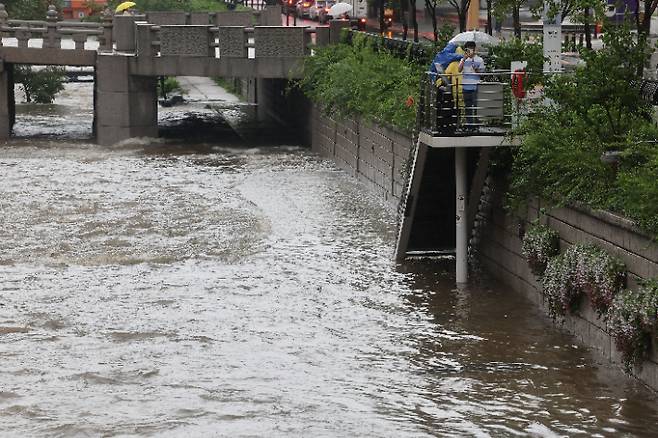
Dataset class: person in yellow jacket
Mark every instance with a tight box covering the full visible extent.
[444,46,464,116]
[432,46,464,133]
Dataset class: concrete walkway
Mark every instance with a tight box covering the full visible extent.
[175,76,240,102]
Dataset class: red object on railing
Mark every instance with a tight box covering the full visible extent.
[511,68,527,99]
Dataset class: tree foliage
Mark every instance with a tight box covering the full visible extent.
[298,35,423,133]
[14,65,66,104]
[4,0,60,20]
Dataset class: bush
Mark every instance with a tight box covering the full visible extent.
[14,65,66,104]
[542,244,626,319]
[486,38,545,81]
[521,223,560,276]
[157,77,185,98]
[609,280,658,372]
[298,36,424,133]
[506,24,658,240]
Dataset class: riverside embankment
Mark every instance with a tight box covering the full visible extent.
[310,105,658,393]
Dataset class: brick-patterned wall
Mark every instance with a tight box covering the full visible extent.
[479,182,658,391]
[310,107,413,205]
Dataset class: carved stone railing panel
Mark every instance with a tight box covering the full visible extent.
[190,12,211,25]
[218,26,247,58]
[160,25,211,57]
[145,11,187,25]
[254,26,309,58]
[216,11,253,27]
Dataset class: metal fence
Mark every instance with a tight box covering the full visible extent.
[417,70,543,137]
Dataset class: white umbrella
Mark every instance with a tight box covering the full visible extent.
[327,2,353,17]
[449,31,500,46]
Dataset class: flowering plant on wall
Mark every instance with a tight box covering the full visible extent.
[541,244,626,320]
[521,223,560,276]
[609,280,658,372]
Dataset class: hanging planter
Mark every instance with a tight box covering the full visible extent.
[609,280,658,372]
[541,244,626,320]
[521,223,560,276]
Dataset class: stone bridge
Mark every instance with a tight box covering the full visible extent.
[0,3,348,144]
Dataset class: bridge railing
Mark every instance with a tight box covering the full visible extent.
[0,2,282,54]
[134,22,318,59]
[0,4,112,51]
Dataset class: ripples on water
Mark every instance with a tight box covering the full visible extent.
[0,82,656,437]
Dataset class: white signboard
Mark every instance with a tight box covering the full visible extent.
[543,3,562,72]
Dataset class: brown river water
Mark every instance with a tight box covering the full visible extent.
[0,82,656,437]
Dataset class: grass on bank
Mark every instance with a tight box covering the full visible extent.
[298,34,424,134]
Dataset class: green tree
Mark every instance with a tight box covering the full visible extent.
[444,0,471,32]
[507,24,658,237]
[4,0,61,20]
[14,65,66,104]
[493,0,525,38]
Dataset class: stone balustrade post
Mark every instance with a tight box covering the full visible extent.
[315,27,329,47]
[114,14,139,52]
[72,33,87,50]
[44,4,60,49]
[329,20,350,44]
[100,7,113,51]
[136,22,154,57]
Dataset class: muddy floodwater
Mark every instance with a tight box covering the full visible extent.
[0,81,656,437]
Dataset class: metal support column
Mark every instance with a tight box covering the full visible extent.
[455,147,468,283]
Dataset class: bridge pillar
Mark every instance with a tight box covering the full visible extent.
[0,61,14,140]
[95,54,158,146]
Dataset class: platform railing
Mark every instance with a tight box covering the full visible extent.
[418,70,546,137]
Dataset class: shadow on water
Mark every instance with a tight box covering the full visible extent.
[158,105,300,148]
[12,82,300,150]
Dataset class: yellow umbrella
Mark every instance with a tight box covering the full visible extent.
[115,1,136,13]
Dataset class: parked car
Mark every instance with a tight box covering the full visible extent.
[317,0,336,23]
[283,0,299,15]
[308,0,327,20]
[295,0,315,18]
[350,16,366,31]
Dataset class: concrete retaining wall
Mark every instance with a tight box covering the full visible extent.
[479,182,658,391]
[310,107,413,205]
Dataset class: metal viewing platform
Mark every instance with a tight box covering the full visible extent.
[396,71,530,283]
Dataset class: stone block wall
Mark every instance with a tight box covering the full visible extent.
[95,54,158,145]
[479,182,658,391]
[310,107,413,205]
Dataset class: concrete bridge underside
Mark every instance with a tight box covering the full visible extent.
[0,50,307,145]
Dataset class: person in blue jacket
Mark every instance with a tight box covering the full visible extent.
[428,42,463,135]
[429,42,464,82]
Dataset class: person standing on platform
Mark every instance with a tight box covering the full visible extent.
[458,41,485,131]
